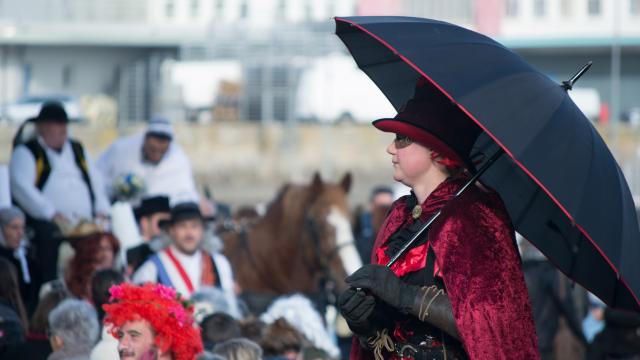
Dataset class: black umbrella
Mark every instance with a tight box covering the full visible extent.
[335,16,640,312]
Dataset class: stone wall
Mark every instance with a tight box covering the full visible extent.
[0,122,396,208]
[2,121,639,208]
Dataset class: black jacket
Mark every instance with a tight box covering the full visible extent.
[522,259,586,352]
[0,247,42,315]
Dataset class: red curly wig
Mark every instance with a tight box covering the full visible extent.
[103,283,203,360]
[65,232,120,299]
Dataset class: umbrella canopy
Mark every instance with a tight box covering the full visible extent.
[335,16,640,312]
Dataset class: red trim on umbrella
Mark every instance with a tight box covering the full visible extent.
[335,16,640,309]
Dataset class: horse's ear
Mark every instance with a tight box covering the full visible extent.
[340,172,352,193]
[310,172,323,195]
[275,183,291,201]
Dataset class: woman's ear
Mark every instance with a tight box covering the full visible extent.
[50,334,64,351]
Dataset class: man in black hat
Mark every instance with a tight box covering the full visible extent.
[125,196,171,274]
[132,202,239,315]
[9,101,109,281]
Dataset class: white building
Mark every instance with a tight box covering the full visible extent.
[500,0,640,39]
[358,0,640,120]
[0,0,357,123]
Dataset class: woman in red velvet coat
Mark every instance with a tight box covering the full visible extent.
[338,79,540,360]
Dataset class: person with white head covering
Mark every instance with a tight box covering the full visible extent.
[96,116,199,205]
[0,206,42,314]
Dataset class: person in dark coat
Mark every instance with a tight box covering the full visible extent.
[354,186,394,263]
[0,288,68,360]
[587,308,640,360]
[519,235,587,359]
[338,79,539,360]
[0,206,42,315]
[126,195,170,274]
[0,257,29,350]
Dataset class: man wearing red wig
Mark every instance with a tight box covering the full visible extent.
[103,283,203,360]
[338,78,539,360]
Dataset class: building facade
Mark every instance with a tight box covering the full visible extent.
[0,0,639,124]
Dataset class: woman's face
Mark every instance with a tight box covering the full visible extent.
[95,236,115,270]
[2,218,25,250]
[387,134,436,188]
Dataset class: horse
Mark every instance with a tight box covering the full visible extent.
[219,173,362,314]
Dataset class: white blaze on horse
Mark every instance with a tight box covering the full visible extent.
[220,173,362,314]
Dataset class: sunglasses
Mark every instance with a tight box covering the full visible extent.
[394,134,414,149]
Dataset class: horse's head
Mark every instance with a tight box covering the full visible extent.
[299,172,362,293]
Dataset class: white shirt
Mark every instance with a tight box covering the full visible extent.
[10,137,109,221]
[90,325,119,360]
[96,133,199,204]
[133,245,239,316]
[133,245,203,295]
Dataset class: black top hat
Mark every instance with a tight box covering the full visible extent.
[158,202,215,228]
[34,101,69,123]
[373,78,481,170]
[134,196,171,221]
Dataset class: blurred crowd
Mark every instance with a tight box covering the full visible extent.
[0,101,638,360]
[0,102,341,360]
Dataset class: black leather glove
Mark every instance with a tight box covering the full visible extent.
[345,264,418,313]
[338,287,376,336]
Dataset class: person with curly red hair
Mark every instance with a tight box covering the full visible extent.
[103,283,203,360]
[65,224,120,300]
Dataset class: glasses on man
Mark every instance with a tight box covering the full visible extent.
[394,134,414,149]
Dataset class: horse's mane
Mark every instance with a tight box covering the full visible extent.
[261,183,308,228]
[221,173,353,304]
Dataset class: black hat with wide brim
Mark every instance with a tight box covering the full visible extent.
[134,196,171,221]
[373,78,481,170]
[33,101,69,123]
[158,202,216,229]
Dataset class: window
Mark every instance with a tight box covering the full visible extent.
[190,0,199,18]
[247,95,262,121]
[273,95,287,122]
[215,0,224,18]
[560,0,572,17]
[587,0,601,15]
[165,0,175,18]
[632,0,640,15]
[273,66,288,88]
[22,64,32,95]
[505,0,518,17]
[533,0,545,17]
[62,65,73,88]
[276,0,285,19]
[304,0,312,21]
[327,0,335,17]
[240,0,248,19]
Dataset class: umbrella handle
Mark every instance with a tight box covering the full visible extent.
[386,148,504,268]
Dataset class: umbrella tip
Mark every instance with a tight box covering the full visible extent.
[561,61,593,92]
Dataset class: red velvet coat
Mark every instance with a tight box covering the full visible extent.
[351,177,540,359]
